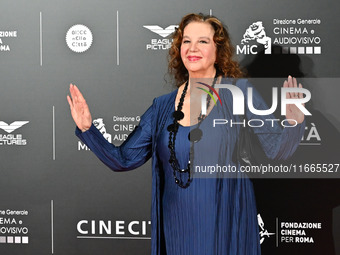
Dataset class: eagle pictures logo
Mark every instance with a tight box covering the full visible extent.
[0,121,29,133]
[143,25,178,50]
[143,25,178,38]
[0,121,29,146]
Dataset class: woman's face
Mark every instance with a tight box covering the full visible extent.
[180,21,217,78]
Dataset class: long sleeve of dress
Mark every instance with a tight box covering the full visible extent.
[264,121,305,160]
[240,79,305,160]
[75,102,154,171]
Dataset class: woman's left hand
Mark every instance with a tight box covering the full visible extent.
[283,76,305,125]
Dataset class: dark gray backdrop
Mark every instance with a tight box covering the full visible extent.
[0,0,339,254]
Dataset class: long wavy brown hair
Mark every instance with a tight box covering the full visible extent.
[168,13,244,87]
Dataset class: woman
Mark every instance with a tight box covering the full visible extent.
[67,13,305,255]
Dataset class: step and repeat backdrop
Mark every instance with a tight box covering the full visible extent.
[0,0,339,254]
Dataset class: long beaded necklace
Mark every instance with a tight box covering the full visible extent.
[167,74,218,188]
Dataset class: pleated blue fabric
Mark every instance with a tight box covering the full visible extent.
[76,78,305,255]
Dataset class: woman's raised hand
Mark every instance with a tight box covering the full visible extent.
[67,84,92,132]
[283,76,305,125]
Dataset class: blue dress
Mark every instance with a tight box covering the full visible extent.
[76,78,304,255]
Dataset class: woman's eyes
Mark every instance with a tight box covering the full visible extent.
[182,40,208,44]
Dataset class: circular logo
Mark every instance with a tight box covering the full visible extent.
[66,24,93,53]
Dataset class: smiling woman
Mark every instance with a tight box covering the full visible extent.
[168,13,243,87]
[180,22,217,78]
[68,12,305,255]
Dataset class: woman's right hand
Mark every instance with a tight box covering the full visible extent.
[67,83,92,132]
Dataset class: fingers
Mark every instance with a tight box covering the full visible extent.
[290,76,297,88]
[69,83,81,100]
[298,83,303,98]
[68,83,87,105]
[292,76,298,98]
[69,84,77,102]
[285,75,300,98]
[283,80,290,99]
[66,94,73,109]
[288,76,295,98]
[67,83,75,109]
[69,83,75,98]
[72,84,86,103]
[298,83,305,106]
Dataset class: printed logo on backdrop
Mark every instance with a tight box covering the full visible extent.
[77,219,151,239]
[240,22,272,54]
[257,214,275,244]
[78,116,139,151]
[66,24,93,53]
[237,18,322,55]
[93,118,112,143]
[0,30,17,52]
[301,122,321,145]
[0,121,29,146]
[257,213,323,246]
[280,220,321,244]
[143,25,178,50]
[78,118,111,151]
[0,209,29,244]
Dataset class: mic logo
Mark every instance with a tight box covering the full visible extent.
[93,118,112,143]
[237,21,272,55]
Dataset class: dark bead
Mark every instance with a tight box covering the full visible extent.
[180,168,188,173]
[188,128,203,143]
[167,123,178,132]
[173,110,184,120]
[175,178,179,184]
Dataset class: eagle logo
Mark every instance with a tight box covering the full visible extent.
[0,121,29,133]
[143,25,178,38]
